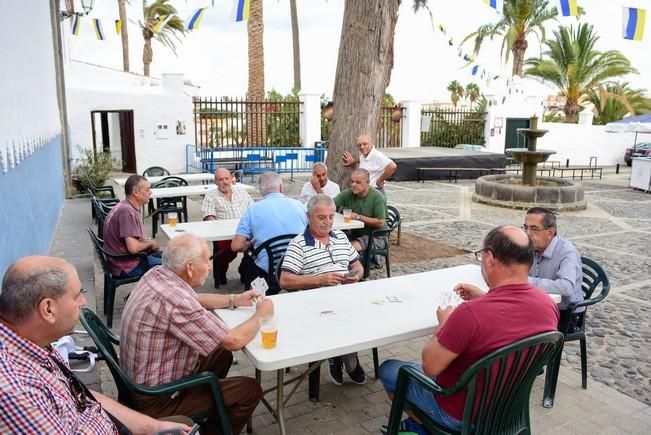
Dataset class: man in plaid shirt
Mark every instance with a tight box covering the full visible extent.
[121,233,274,435]
[201,167,254,287]
[0,256,189,434]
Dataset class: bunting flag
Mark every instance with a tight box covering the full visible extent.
[187,7,207,30]
[438,24,446,34]
[483,0,504,13]
[233,0,250,22]
[463,54,475,62]
[558,0,579,17]
[153,15,172,33]
[115,19,121,35]
[92,18,105,40]
[71,15,81,36]
[623,7,646,41]
[471,65,479,76]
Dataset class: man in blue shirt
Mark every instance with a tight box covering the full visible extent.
[232,172,307,294]
[523,207,583,329]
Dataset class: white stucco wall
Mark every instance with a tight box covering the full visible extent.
[66,61,197,174]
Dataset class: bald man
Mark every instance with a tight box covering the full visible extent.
[379,226,559,432]
[0,256,189,433]
[342,133,397,196]
[201,167,254,287]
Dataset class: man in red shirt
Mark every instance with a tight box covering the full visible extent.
[103,175,161,277]
[379,226,559,432]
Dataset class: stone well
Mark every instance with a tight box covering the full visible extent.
[473,175,586,211]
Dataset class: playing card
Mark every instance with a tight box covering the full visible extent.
[251,277,268,296]
[434,291,464,309]
[386,295,402,303]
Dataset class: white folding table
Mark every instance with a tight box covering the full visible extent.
[114,173,216,186]
[159,213,364,241]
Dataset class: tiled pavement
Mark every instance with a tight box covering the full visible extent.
[50,166,651,434]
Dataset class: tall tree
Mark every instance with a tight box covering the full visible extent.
[141,0,185,77]
[247,0,265,145]
[584,82,651,125]
[462,0,558,77]
[525,23,637,123]
[447,80,465,107]
[465,83,481,108]
[118,0,130,72]
[289,0,301,92]
[326,1,400,187]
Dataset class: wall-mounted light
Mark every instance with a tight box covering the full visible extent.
[60,0,95,19]
[493,117,504,135]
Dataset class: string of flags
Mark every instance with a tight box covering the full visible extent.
[623,6,646,41]
[558,0,579,17]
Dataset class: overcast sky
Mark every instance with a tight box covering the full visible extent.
[68,0,651,101]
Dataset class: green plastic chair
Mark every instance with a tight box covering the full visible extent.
[542,257,610,408]
[386,331,564,435]
[247,233,298,295]
[79,308,233,434]
[362,205,401,279]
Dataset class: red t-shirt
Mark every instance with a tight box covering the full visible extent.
[435,283,559,421]
[103,200,146,275]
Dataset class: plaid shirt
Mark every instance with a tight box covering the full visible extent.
[0,322,117,434]
[120,266,230,386]
[201,186,253,220]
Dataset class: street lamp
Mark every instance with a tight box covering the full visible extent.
[60,0,95,18]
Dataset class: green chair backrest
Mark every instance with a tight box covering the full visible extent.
[253,233,298,277]
[580,257,610,302]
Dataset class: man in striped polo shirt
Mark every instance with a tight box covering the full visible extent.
[280,194,365,386]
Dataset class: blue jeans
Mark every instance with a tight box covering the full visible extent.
[379,359,463,432]
[120,252,162,278]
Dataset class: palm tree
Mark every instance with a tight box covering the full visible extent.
[465,83,481,108]
[447,80,465,107]
[247,0,265,145]
[141,0,185,77]
[584,83,651,125]
[525,23,637,123]
[289,0,301,92]
[118,0,130,72]
[462,0,558,77]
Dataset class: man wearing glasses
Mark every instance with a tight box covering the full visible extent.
[280,194,365,386]
[0,256,190,433]
[523,207,583,329]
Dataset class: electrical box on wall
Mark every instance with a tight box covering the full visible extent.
[156,124,170,139]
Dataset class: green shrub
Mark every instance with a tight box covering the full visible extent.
[74,146,119,191]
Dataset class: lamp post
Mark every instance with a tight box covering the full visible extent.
[60,0,94,18]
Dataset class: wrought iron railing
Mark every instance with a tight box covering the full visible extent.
[420,108,486,147]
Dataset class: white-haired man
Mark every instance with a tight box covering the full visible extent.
[298,162,340,204]
[280,194,366,385]
[232,171,308,294]
[121,234,274,435]
[202,167,254,287]
[342,133,397,196]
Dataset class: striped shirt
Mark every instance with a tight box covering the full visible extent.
[201,185,253,220]
[120,266,230,386]
[282,228,359,276]
[0,322,117,434]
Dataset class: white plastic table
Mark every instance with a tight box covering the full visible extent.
[160,213,364,241]
[150,184,217,199]
[114,173,215,186]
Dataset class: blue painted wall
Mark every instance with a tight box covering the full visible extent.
[0,137,64,277]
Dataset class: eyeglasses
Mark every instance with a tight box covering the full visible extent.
[522,224,548,233]
[474,248,491,261]
[51,355,88,412]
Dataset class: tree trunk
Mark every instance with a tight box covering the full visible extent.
[564,101,580,123]
[511,37,528,77]
[118,0,130,72]
[289,0,301,92]
[247,0,266,146]
[143,36,153,76]
[327,0,400,188]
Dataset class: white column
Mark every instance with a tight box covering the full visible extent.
[400,100,422,148]
[299,92,321,147]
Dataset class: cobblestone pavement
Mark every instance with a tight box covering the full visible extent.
[89,168,651,434]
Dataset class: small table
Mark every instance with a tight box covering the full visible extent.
[114,173,215,186]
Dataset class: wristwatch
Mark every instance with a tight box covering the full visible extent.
[355,213,362,221]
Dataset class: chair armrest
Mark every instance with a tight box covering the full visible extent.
[566,292,608,314]
[101,248,149,272]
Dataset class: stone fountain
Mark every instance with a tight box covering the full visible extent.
[473,115,586,210]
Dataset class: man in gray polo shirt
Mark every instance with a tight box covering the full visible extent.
[280,194,365,385]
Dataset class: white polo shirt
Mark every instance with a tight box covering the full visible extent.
[298,179,341,204]
[281,229,359,276]
[360,147,392,188]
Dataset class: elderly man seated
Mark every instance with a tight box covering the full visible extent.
[280,194,365,385]
[298,162,340,204]
[0,256,189,433]
[201,167,254,287]
[120,233,274,435]
[380,226,559,433]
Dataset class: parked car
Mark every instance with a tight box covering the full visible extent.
[624,143,651,166]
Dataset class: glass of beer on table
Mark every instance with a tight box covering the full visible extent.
[343,208,352,223]
[260,316,278,349]
[169,212,178,227]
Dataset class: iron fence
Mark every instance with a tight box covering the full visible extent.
[193,97,301,148]
[320,105,403,148]
[420,108,486,147]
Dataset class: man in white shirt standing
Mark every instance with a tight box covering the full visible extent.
[342,133,397,196]
[298,163,340,204]
[201,167,254,287]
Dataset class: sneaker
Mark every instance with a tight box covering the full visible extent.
[328,357,343,386]
[346,360,366,385]
[380,417,426,435]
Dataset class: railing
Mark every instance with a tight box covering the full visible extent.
[185,144,327,178]
[420,108,486,147]
[320,105,404,148]
[193,97,301,148]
